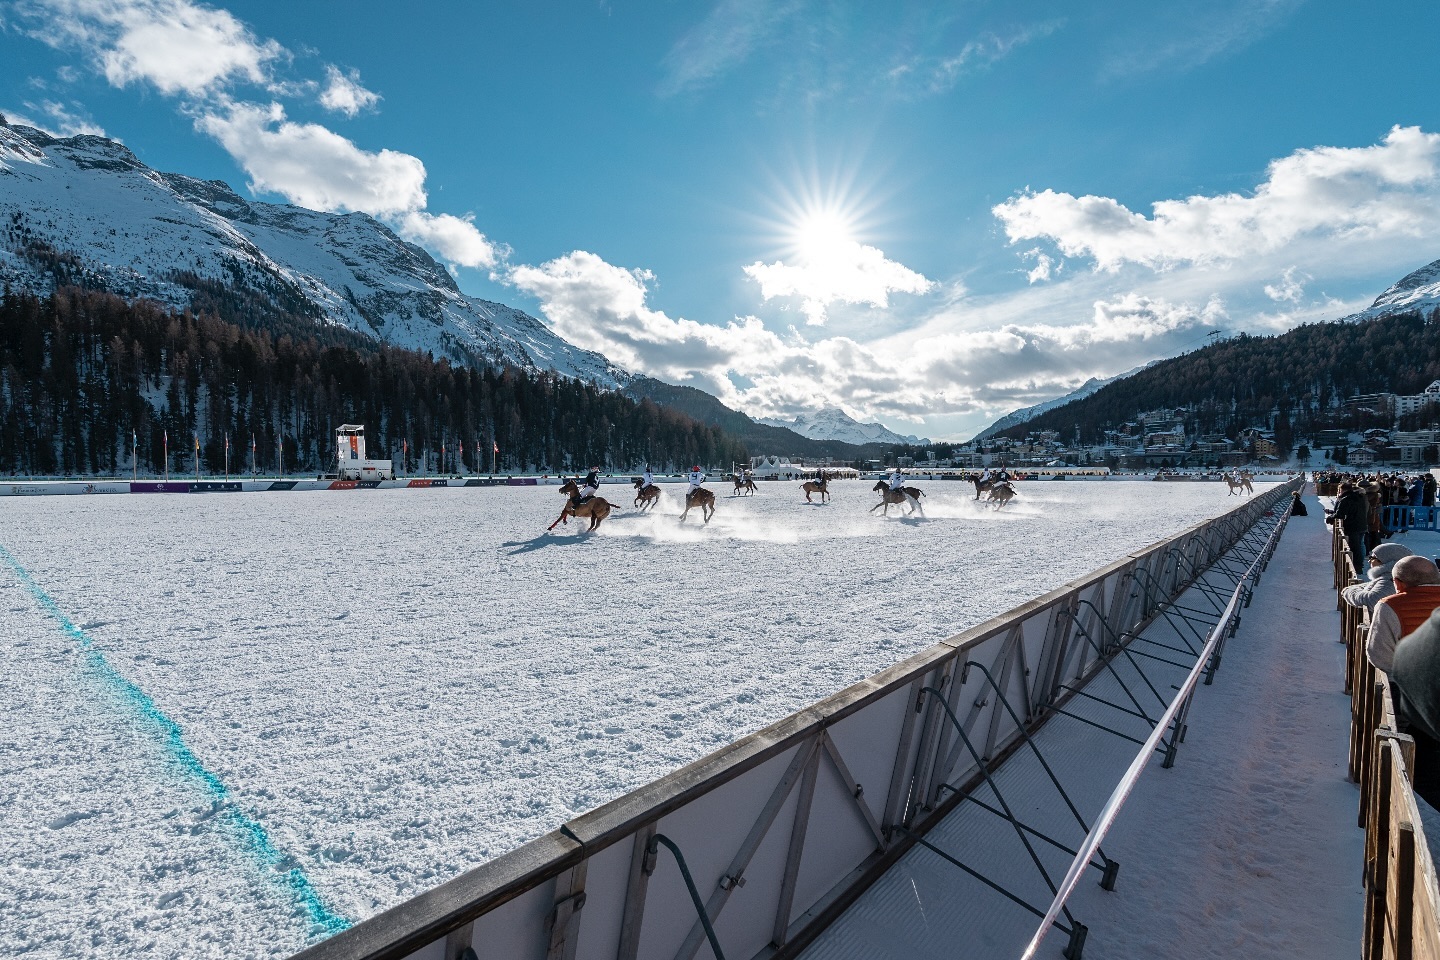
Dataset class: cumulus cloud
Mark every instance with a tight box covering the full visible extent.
[319,65,379,117]
[507,249,1219,433]
[743,240,935,325]
[398,212,497,269]
[20,0,283,96]
[195,100,426,215]
[994,126,1440,272]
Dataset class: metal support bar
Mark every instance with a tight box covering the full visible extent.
[648,835,726,960]
[616,823,657,960]
[771,737,822,948]
[821,735,886,847]
[673,738,819,960]
[919,688,1068,909]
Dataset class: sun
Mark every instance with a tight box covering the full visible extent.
[794,208,859,267]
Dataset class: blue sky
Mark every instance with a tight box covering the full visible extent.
[4,1,1440,440]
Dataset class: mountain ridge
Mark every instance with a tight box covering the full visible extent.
[0,120,627,387]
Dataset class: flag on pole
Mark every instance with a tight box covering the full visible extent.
[493,440,499,454]
[194,434,200,451]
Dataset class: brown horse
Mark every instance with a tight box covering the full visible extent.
[550,479,614,531]
[731,474,757,496]
[970,475,1005,500]
[987,481,1017,508]
[632,477,660,510]
[801,479,830,503]
[680,487,715,523]
[1225,474,1255,496]
[870,481,925,516]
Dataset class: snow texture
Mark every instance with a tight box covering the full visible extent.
[1,480,1270,959]
[801,492,1363,960]
[0,122,624,386]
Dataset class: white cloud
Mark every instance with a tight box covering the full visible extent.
[5,100,106,137]
[398,212,497,269]
[1023,247,1055,284]
[318,66,379,117]
[743,240,935,325]
[914,20,1063,94]
[1263,266,1308,303]
[994,126,1440,272]
[506,249,1222,435]
[20,0,284,96]
[658,0,805,97]
[195,100,426,215]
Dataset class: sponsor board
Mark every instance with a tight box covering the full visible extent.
[131,482,195,494]
[266,481,298,492]
[506,477,538,486]
[406,479,450,488]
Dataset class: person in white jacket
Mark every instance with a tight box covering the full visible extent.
[1341,541,1412,615]
[889,468,907,492]
[688,466,704,491]
[641,465,654,490]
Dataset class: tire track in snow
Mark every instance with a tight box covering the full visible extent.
[0,542,351,939]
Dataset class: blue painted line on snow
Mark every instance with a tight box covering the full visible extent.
[0,543,351,936]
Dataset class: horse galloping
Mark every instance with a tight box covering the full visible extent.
[801,479,830,503]
[1225,475,1255,496]
[986,481,1017,508]
[632,477,661,510]
[971,475,1001,500]
[731,474,757,496]
[680,487,716,523]
[870,481,925,517]
[550,479,615,531]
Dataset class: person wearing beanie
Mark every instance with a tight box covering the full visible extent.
[1369,556,1440,672]
[1341,541,1414,614]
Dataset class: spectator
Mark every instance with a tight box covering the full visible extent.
[1424,472,1437,508]
[1364,482,1386,557]
[1391,609,1440,807]
[1290,491,1308,517]
[1368,556,1440,672]
[1341,541,1413,614]
[1327,482,1371,574]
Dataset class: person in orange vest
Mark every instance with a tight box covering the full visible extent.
[1369,556,1440,673]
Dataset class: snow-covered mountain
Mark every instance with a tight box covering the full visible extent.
[758,407,928,446]
[1342,258,1440,324]
[0,119,625,387]
[973,369,1141,441]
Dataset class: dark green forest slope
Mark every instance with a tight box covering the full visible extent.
[998,311,1440,445]
[0,288,748,476]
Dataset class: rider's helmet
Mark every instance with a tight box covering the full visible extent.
[693,465,700,471]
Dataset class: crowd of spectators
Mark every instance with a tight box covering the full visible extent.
[1328,474,1440,807]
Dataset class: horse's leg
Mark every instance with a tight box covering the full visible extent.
[547,508,569,531]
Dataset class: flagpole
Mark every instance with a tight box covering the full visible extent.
[132,429,137,482]
[194,434,200,482]
[224,433,230,482]
[278,436,284,479]
[163,430,169,482]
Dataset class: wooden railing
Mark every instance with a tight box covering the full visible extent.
[1332,523,1440,959]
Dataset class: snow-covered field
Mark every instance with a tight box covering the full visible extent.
[0,480,1274,959]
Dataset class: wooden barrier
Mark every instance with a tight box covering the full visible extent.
[1334,525,1440,959]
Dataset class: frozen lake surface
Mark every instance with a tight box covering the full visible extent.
[0,479,1276,958]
